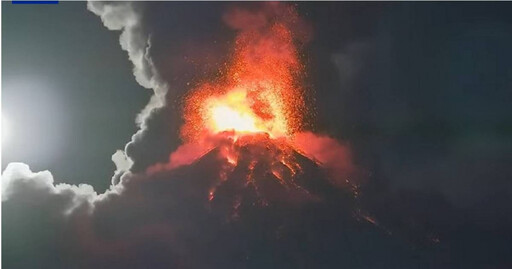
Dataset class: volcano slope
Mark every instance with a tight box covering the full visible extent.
[58,135,431,269]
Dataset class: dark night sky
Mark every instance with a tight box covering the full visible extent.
[2,2,512,268]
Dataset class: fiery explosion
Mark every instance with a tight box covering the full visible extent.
[181,12,308,141]
[179,4,310,193]
[149,3,356,206]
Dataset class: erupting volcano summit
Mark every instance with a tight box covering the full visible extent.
[146,3,358,210]
[181,5,309,141]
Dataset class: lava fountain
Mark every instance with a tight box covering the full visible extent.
[181,10,309,141]
[148,3,357,206]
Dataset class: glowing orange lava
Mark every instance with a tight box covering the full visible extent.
[181,15,309,142]
[205,86,289,137]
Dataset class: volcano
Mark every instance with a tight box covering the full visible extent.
[111,4,392,265]
[181,133,355,220]
[104,134,405,269]
[143,3,360,217]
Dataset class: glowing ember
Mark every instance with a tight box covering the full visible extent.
[181,8,309,142]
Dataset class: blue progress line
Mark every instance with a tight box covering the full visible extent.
[12,1,59,4]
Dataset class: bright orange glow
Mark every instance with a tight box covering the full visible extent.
[181,15,309,142]
[173,3,314,203]
[212,104,258,132]
[149,4,358,210]
[204,87,289,137]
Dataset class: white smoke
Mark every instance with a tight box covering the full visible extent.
[2,163,98,215]
[87,1,168,126]
[112,149,133,173]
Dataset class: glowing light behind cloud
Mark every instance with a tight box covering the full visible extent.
[2,79,67,168]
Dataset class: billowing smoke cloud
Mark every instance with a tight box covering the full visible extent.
[87,1,167,126]
[2,163,97,207]
[86,2,180,175]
